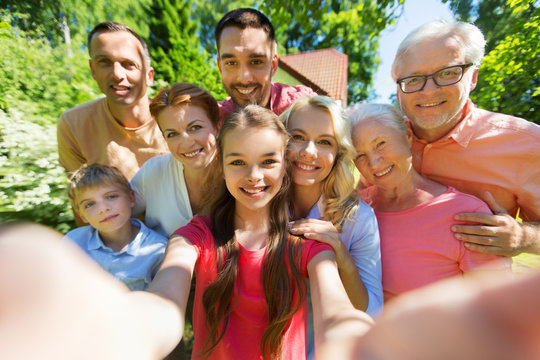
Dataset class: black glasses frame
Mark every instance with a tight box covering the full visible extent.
[396,63,474,93]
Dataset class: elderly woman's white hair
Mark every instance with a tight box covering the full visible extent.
[391,20,486,80]
[347,103,407,134]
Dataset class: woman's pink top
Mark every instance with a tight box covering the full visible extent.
[363,187,511,302]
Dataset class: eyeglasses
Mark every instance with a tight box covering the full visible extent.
[396,63,474,93]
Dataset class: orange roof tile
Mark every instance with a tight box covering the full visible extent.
[278,48,348,105]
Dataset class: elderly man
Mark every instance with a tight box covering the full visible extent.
[57,22,168,181]
[215,8,317,119]
[392,21,540,257]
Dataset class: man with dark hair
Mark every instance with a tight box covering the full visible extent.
[215,8,317,119]
[57,22,168,181]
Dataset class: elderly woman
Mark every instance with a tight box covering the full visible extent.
[348,103,510,302]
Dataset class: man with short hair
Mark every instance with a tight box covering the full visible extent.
[215,8,317,119]
[392,20,540,257]
[57,22,168,181]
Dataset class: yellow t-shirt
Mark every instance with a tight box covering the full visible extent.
[57,97,169,180]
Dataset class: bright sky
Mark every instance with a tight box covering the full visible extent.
[372,0,455,103]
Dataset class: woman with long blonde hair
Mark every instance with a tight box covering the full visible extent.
[281,96,383,315]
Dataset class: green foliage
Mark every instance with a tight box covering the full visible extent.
[147,0,227,100]
[473,0,539,124]
[444,0,539,124]
[260,0,404,103]
[0,12,94,230]
[1,0,152,50]
[192,0,255,56]
[443,0,515,53]
[0,108,75,232]
[0,10,100,125]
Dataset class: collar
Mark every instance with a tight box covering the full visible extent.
[87,219,143,255]
[307,196,326,220]
[268,82,279,111]
[87,228,106,251]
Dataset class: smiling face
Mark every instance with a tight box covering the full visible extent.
[352,118,413,190]
[77,183,134,235]
[222,127,285,213]
[157,105,218,171]
[286,105,338,192]
[217,26,278,108]
[89,31,154,108]
[395,34,478,142]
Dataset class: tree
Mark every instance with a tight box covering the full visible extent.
[473,0,539,123]
[260,0,404,103]
[1,0,151,58]
[0,15,84,231]
[443,0,539,124]
[147,0,227,100]
[192,0,255,56]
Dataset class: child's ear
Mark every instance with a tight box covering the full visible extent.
[128,190,135,208]
[76,209,88,224]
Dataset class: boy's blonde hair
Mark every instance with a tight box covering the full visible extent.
[68,164,132,212]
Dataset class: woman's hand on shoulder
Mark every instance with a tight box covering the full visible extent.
[288,218,343,253]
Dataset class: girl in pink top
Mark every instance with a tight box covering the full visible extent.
[348,104,510,302]
[150,105,364,359]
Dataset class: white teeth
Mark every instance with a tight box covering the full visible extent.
[298,163,317,171]
[112,85,129,90]
[244,187,264,194]
[375,166,392,177]
[237,88,254,95]
[419,102,442,107]
[184,149,201,158]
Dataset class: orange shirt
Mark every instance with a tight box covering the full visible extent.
[57,98,169,180]
[410,100,540,222]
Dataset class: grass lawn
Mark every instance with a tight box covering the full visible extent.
[513,253,540,273]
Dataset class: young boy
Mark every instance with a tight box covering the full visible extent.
[64,164,167,291]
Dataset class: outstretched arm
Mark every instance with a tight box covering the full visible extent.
[307,250,374,358]
[452,192,540,256]
[290,219,369,310]
[148,234,198,322]
[0,223,183,360]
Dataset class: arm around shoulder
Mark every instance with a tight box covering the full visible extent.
[520,222,540,255]
[454,192,540,256]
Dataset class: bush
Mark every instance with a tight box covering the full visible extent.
[0,108,75,232]
[0,12,97,232]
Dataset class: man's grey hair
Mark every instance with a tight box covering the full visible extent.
[391,20,486,80]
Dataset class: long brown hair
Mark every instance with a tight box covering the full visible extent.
[199,105,306,359]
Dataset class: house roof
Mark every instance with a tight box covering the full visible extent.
[278,48,348,105]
